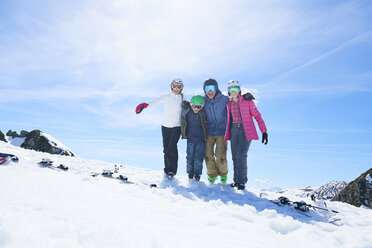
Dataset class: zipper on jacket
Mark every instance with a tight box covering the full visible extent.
[238,97,249,141]
[211,101,218,132]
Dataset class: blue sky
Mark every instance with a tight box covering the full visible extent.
[1,0,371,188]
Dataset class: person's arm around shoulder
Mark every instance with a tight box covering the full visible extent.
[242,92,255,101]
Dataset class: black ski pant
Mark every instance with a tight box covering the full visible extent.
[230,123,252,185]
[161,126,181,175]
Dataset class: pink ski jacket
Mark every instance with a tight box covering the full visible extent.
[224,95,267,141]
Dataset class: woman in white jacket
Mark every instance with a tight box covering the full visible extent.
[135,78,184,179]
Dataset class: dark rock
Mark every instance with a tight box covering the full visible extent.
[21,130,74,156]
[0,130,7,142]
[6,130,19,138]
[20,130,29,138]
[331,168,372,209]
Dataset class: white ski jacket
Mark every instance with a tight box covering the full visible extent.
[149,93,183,128]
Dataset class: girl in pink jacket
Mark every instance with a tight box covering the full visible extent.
[224,80,268,190]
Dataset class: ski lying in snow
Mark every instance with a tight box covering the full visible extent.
[91,170,133,183]
[91,169,157,188]
[0,153,19,165]
[260,194,339,214]
[38,158,68,171]
[260,194,341,224]
[266,196,312,217]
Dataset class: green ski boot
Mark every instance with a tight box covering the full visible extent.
[208,176,218,184]
[220,175,227,184]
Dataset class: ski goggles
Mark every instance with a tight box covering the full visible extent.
[191,104,203,110]
[172,84,183,90]
[228,87,240,93]
[204,85,216,92]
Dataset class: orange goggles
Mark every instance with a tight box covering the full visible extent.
[172,84,183,90]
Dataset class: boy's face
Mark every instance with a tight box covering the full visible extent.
[191,105,202,113]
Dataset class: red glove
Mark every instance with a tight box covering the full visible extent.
[135,102,149,114]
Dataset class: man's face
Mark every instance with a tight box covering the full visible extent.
[206,90,216,99]
[204,85,216,99]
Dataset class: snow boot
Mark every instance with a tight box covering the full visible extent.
[166,172,175,179]
[237,183,245,190]
[208,176,217,183]
[220,175,227,184]
[194,175,201,181]
[188,173,194,180]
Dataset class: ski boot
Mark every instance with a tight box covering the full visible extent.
[208,176,217,183]
[237,183,245,190]
[166,172,175,180]
[194,175,201,181]
[220,175,227,184]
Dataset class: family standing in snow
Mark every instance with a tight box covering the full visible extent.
[135,78,268,190]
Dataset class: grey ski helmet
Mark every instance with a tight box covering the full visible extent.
[171,78,184,91]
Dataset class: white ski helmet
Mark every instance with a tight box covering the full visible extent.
[171,78,184,91]
[227,80,241,94]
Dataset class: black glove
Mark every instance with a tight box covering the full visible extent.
[182,100,190,109]
[243,92,255,101]
[262,132,268,145]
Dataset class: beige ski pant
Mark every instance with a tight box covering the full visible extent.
[205,135,228,178]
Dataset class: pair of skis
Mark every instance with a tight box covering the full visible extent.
[91,169,157,188]
[38,158,69,171]
[260,193,341,225]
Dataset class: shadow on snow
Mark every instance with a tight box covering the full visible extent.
[158,178,326,224]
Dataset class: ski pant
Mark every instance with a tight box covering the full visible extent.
[230,123,252,185]
[205,135,228,178]
[186,141,205,176]
[161,126,181,175]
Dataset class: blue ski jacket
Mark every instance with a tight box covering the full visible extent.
[203,89,229,136]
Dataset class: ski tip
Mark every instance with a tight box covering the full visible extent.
[58,164,69,171]
[118,175,128,181]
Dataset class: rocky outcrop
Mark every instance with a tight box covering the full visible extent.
[20,130,74,156]
[6,130,18,138]
[5,130,29,139]
[332,168,372,209]
[0,130,6,142]
[4,129,74,156]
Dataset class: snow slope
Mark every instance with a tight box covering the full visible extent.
[1,141,372,248]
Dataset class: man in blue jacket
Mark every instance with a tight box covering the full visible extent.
[203,78,230,184]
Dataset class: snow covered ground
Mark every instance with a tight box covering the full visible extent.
[1,141,372,248]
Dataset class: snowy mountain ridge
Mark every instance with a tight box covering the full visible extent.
[1,141,372,248]
[294,181,349,200]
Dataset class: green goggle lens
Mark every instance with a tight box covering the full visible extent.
[228,87,240,93]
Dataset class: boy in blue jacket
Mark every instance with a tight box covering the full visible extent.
[181,95,207,181]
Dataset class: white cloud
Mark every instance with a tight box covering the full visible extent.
[254,178,273,184]
[1,0,371,129]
